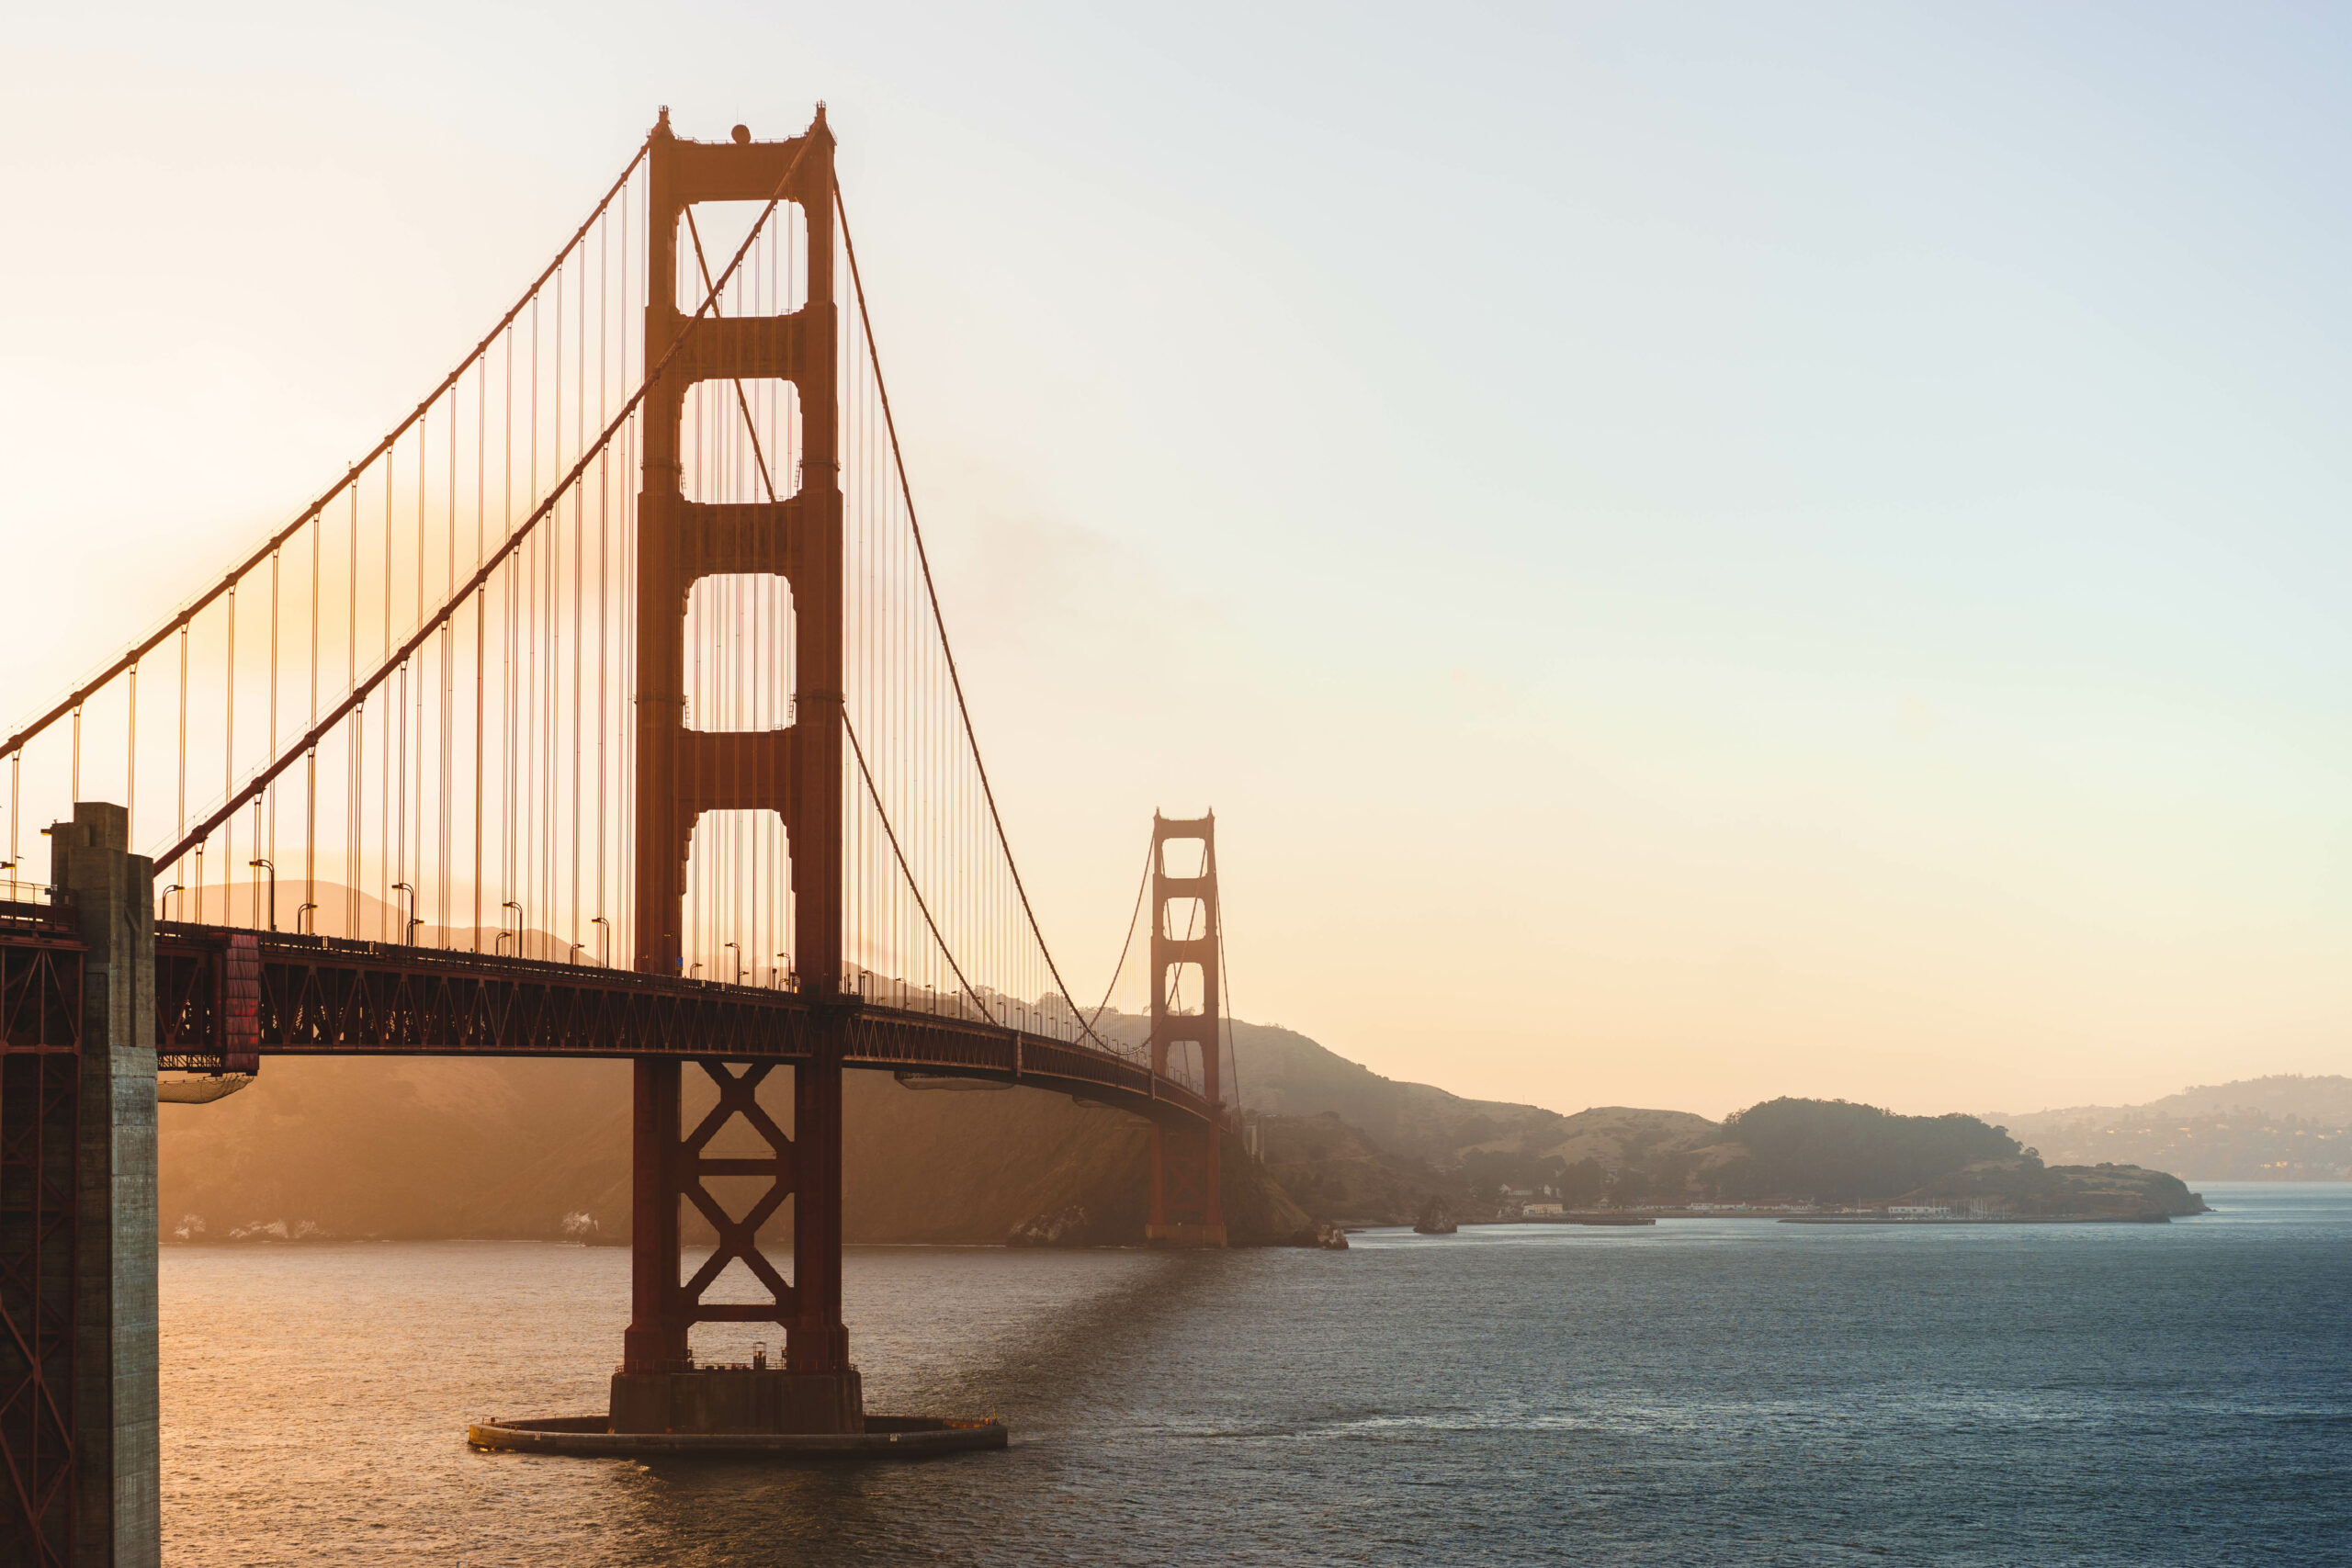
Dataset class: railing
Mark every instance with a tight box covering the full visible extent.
[142,923,1217,1124]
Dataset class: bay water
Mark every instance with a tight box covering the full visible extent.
[159,1183,2350,1565]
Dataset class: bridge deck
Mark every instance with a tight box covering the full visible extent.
[0,911,1211,1127]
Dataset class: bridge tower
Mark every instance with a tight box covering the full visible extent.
[1147,813,1227,1247]
[617,107,860,1431]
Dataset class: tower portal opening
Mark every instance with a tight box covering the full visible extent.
[683,573,797,734]
[682,378,802,503]
[674,200,810,316]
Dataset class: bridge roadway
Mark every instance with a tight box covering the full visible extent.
[148,921,1215,1126]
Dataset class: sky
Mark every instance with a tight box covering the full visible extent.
[6,2,2351,1120]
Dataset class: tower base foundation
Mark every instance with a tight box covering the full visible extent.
[469,1413,1003,1459]
[608,1368,865,1435]
[1145,1223,1228,1248]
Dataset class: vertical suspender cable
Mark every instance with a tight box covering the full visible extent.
[125,670,137,846]
[308,513,319,926]
[474,355,487,949]
[223,585,234,921]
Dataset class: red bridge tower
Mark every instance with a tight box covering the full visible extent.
[616,107,859,1432]
[1147,813,1227,1247]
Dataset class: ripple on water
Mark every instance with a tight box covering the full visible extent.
[160,1184,2352,1566]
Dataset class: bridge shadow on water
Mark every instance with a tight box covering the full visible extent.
[613,1245,1228,1562]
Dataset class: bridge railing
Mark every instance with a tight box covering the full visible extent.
[143,924,1218,1125]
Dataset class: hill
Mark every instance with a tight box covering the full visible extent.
[1218,1019,1722,1221]
[1986,1076,2352,1180]
[159,1056,1309,1247]
[1257,1111,1470,1226]
[1698,1098,2022,1203]
[157,1010,2234,1245]
[1226,1020,1722,1168]
[1898,1159,2207,1218]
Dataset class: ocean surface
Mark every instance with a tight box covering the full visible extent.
[158,1183,2350,1566]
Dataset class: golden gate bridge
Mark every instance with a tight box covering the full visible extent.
[0,107,1236,1564]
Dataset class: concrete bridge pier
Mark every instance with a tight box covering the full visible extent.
[51,802,162,1568]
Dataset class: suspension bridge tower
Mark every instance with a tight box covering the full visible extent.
[1147,812,1227,1247]
[615,106,861,1433]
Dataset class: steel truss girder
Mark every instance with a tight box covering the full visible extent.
[150,926,1216,1127]
[673,1061,797,1326]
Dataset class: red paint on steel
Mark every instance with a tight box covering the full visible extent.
[630,108,847,1376]
[1147,815,1227,1246]
[219,933,260,1075]
[151,925,1216,1125]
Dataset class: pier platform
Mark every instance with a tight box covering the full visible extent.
[467,1414,1008,1458]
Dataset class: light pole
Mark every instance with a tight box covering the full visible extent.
[393,882,420,945]
[158,884,184,920]
[248,859,277,931]
[501,900,523,956]
[724,941,741,985]
[297,902,317,935]
[592,915,610,967]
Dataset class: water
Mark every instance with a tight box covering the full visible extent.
[159,1184,2351,1566]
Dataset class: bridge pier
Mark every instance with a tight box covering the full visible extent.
[612,1033,862,1436]
[48,804,161,1568]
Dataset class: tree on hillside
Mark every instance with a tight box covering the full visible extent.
[1558,1158,1605,1208]
[1461,1149,1572,1202]
[1707,1099,2020,1202]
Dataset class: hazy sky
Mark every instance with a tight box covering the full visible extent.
[6,3,2351,1119]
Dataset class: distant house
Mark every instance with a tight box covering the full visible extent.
[1500,1187,1536,1201]
[1523,1201,1566,1218]
[1889,1204,1951,1217]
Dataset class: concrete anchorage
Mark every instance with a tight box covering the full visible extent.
[52,803,161,1568]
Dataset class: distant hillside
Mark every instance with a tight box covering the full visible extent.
[1225,1018,1580,1164]
[1258,1111,1470,1227]
[160,1009,1702,1244]
[1536,1106,1721,1169]
[159,1056,1308,1247]
[1699,1099,2021,1204]
[159,1007,2242,1244]
[1986,1076,2352,1180]
[1900,1159,2206,1218]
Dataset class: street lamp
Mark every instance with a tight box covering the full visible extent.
[592,915,610,967]
[501,900,523,955]
[248,859,277,931]
[393,882,420,945]
[297,902,318,935]
[158,883,184,919]
[724,941,741,985]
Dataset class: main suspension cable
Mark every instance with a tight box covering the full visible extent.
[159,128,820,875]
[1088,834,1154,1035]
[842,712,995,1024]
[0,132,656,764]
[835,180,1119,1055]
